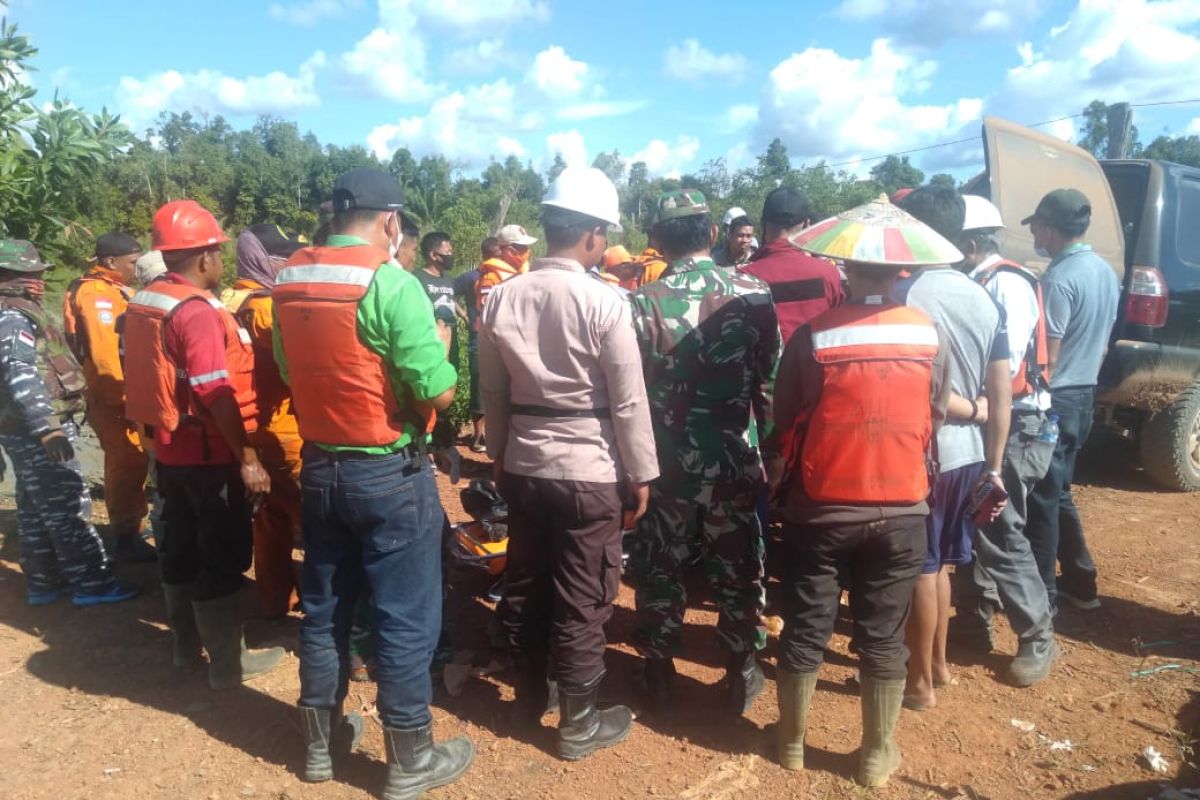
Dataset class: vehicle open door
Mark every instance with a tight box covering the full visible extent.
[981,116,1125,279]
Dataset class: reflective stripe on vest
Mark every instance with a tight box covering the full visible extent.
[275,244,417,447]
[798,303,937,505]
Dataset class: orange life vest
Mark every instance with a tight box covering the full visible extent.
[274,244,428,447]
[123,279,258,434]
[795,303,939,505]
[974,259,1050,399]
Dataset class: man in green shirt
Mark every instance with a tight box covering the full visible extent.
[273,168,473,799]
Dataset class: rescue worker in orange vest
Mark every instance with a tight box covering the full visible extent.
[475,223,536,315]
[767,198,954,788]
[951,195,1059,687]
[273,168,473,798]
[63,232,154,562]
[636,222,669,285]
[221,224,305,619]
[122,200,284,690]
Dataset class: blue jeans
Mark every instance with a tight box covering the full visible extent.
[297,444,443,730]
[1025,386,1098,609]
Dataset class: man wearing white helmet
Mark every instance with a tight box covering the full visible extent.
[479,166,658,760]
[711,206,757,267]
[951,194,1059,687]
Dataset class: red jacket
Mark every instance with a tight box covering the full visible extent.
[740,238,844,346]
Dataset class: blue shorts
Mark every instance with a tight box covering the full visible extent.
[923,462,982,574]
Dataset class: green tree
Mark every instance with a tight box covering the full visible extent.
[1141,134,1200,168]
[928,173,957,189]
[591,150,624,184]
[869,155,924,196]
[757,138,790,185]
[1078,100,1142,159]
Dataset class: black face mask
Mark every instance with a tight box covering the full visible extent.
[438,254,455,271]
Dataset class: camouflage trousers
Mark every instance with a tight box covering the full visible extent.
[0,422,115,595]
[627,487,766,658]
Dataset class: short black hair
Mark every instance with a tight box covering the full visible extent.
[898,186,965,245]
[656,213,712,259]
[331,208,385,234]
[960,230,1000,257]
[542,206,606,249]
[162,245,217,273]
[845,261,900,284]
[400,213,420,238]
[421,231,451,260]
[728,215,754,233]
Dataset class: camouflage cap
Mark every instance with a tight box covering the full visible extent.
[0,240,51,273]
[654,189,709,224]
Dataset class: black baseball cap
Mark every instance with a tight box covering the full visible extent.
[247,223,304,257]
[1020,188,1091,228]
[94,231,143,260]
[331,167,405,214]
[762,187,810,228]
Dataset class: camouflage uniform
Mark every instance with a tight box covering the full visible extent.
[0,241,117,599]
[627,192,781,657]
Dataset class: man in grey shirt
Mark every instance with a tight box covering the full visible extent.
[1023,189,1119,612]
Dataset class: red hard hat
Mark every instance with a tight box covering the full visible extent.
[152,200,228,251]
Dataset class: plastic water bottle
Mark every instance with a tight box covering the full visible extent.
[1038,413,1060,445]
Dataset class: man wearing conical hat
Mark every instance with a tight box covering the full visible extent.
[769,196,953,788]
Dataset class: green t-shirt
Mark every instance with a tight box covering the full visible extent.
[272,234,458,454]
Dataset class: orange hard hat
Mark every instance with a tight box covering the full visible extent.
[152,200,228,251]
[603,245,633,269]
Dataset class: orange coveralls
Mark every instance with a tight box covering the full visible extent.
[63,267,148,534]
[228,279,302,618]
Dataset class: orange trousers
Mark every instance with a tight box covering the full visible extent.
[251,430,302,618]
[87,401,149,533]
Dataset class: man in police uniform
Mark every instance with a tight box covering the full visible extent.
[0,240,138,607]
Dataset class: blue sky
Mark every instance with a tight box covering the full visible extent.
[10,0,1200,179]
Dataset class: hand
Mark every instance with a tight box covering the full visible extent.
[975,471,1007,522]
[622,481,650,531]
[40,430,75,463]
[240,455,271,498]
[764,454,786,491]
[973,395,989,425]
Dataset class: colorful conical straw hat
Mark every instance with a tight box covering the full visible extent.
[790,194,964,266]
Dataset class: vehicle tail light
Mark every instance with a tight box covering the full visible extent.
[1125,265,1168,327]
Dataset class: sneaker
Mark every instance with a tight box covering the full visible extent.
[73,580,141,607]
[1057,587,1101,611]
[27,587,67,606]
[469,436,487,454]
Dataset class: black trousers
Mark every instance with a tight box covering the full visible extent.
[780,516,926,681]
[157,463,252,601]
[497,473,623,688]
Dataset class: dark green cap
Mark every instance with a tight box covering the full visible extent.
[0,240,51,273]
[1020,188,1091,229]
[654,189,709,224]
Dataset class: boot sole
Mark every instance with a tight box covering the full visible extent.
[558,725,632,761]
[1008,642,1060,687]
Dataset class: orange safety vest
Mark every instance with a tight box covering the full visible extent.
[274,244,429,447]
[123,279,258,434]
[796,303,939,505]
[974,259,1050,399]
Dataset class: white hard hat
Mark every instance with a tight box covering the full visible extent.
[723,206,748,227]
[962,194,1005,232]
[542,166,622,230]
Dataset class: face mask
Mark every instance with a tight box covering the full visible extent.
[439,254,455,271]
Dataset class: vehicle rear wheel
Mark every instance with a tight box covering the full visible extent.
[1139,383,1200,491]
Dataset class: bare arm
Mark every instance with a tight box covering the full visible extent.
[1046,337,1062,382]
[982,359,1011,473]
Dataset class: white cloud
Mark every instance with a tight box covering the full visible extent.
[527,46,588,98]
[995,0,1200,130]
[269,0,363,26]
[756,39,981,163]
[557,100,646,121]
[662,39,748,82]
[117,52,326,130]
[835,0,1040,47]
[724,103,758,132]
[1187,117,1200,135]
[631,135,701,179]
[339,1,436,102]
[444,37,517,74]
[409,0,549,31]
[546,130,588,168]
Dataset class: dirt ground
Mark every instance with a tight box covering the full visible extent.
[0,434,1197,800]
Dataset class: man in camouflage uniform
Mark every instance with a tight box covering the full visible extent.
[0,240,138,607]
[627,191,781,716]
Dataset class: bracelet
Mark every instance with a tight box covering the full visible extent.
[984,469,1001,478]
[968,398,978,421]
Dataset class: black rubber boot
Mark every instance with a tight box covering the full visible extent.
[725,650,765,715]
[299,705,365,783]
[557,673,633,761]
[641,657,676,714]
[115,529,158,564]
[509,651,557,727]
[192,593,285,690]
[382,724,475,800]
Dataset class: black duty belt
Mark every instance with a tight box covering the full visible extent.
[510,403,612,419]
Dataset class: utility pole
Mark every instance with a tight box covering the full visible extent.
[1106,102,1133,159]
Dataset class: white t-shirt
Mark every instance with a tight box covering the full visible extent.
[970,254,1051,412]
